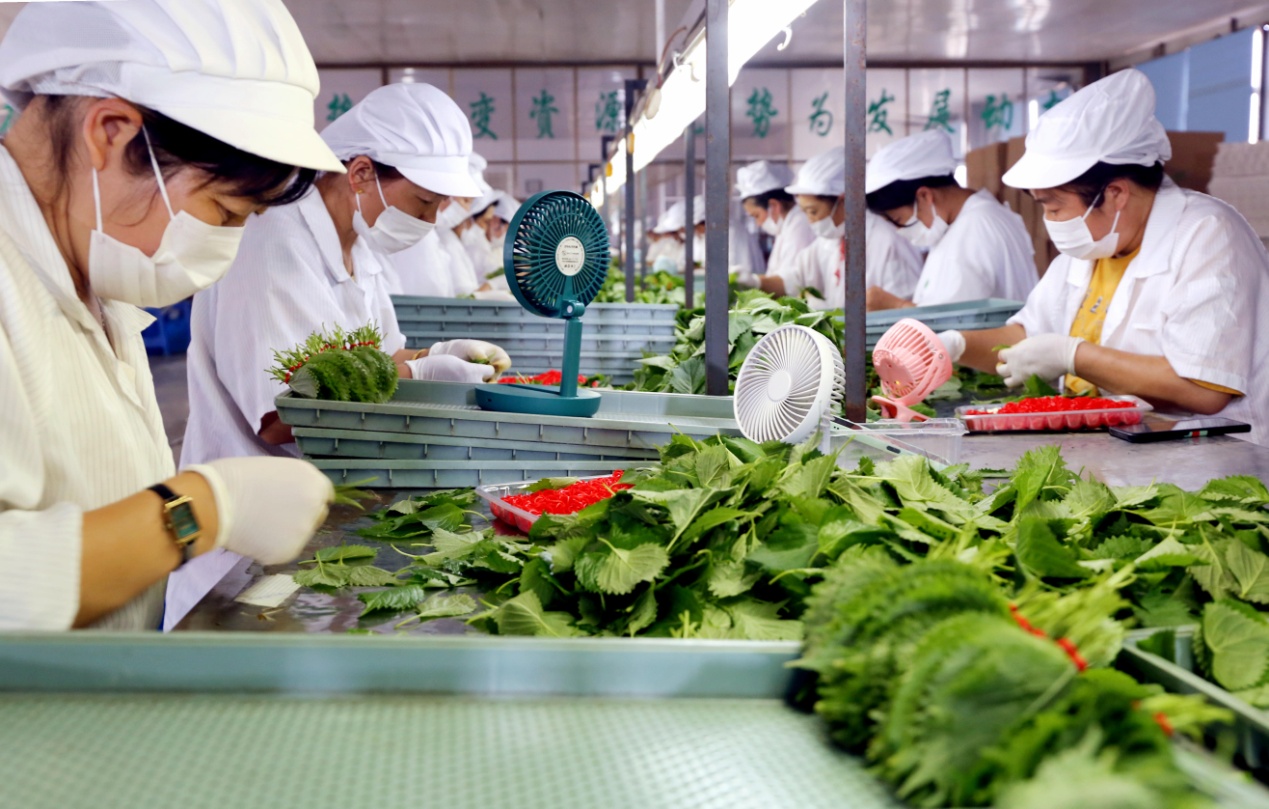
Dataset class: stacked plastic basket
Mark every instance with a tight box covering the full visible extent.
[277,379,742,489]
[859,298,1024,350]
[393,296,678,385]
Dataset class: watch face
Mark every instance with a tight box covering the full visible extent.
[169,500,201,543]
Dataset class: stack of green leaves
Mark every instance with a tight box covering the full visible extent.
[592,265,686,306]
[630,290,846,395]
[268,323,398,403]
[799,555,1230,808]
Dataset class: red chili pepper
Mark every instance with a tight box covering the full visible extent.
[504,471,632,516]
[1011,604,1088,672]
[1154,712,1174,737]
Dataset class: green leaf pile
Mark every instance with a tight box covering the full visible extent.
[629,291,844,395]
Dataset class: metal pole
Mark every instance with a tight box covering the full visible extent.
[703,0,730,396]
[623,79,647,304]
[842,0,867,421]
[638,166,649,284]
[683,122,696,309]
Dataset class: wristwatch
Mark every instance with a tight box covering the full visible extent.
[148,483,201,565]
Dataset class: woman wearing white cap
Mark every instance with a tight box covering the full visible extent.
[387,154,489,298]
[734,160,815,286]
[649,200,688,272]
[771,146,922,309]
[941,69,1269,443]
[184,83,512,470]
[0,0,342,629]
[865,130,1036,311]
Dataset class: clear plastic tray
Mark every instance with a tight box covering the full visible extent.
[475,474,623,533]
[834,418,966,465]
[955,396,1152,433]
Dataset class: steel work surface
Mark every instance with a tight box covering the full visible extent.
[959,431,1269,489]
[0,694,899,809]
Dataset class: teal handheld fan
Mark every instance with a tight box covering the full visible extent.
[475,190,610,418]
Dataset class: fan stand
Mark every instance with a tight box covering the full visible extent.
[475,301,602,417]
[871,397,930,423]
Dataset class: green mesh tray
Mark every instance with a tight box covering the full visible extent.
[275,380,740,451]
[0,694,902,809]
[293,427,659,462]
[1121,627,1269,774]
[393,295,679,326]
[856,298,1023,350]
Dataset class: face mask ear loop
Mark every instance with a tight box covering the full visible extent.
[1082,189,1105,222]
[140,126,174,220]
[374,173,389,208]
[91,167,104,233]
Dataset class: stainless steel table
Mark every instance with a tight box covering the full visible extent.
[960,432,1269,489]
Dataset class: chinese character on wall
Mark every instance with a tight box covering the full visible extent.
[808,91,833,137]
[530,89,559,139]
[325,93,353,123]
[925,89,954,133]
[470,92,499,140]
[868,89,896,136]
[745,87,778,139]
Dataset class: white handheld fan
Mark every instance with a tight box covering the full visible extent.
[871,318,953,423]
[734,325,845,453]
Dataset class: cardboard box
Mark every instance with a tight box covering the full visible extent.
[966,141,1009,200]
[1165,131,1224,193]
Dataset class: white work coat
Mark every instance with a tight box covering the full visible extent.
[766,205,817,279]
[1010,179,1269,444]
[388,230,455,297]
[462,226,497,276]
[784,212,924,309]
[0,145,172,630]
[912,189,1036,306]
[183,189,405,467]
[438,226,481,296]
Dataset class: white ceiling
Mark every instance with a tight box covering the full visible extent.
[0,0,1264,66]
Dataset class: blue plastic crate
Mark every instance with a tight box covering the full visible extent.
[141,299,192,356]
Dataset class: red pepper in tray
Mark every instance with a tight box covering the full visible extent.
[503,471,632,516]
[960,396,1146,431]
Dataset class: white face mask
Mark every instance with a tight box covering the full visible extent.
[353,174,435,254]
[87,129,246,309]
[1044,192,1122,261]
[810,197,844,240]
[435,200,470,232]
[760,211,782,237]
[899,201,950,250]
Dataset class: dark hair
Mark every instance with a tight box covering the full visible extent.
[865,174,958,213]
[1057,161,1166,208]
[743,189,795,210]
[44,94,316,209]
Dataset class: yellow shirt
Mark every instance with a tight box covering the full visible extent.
[1065,249,1138,395]
[1065,247,1241,396]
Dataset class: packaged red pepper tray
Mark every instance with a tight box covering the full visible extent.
[475,472,633,533]
[956,395,1152,433]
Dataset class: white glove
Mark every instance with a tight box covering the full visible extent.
[187,457,333,566]
[429,339,512,373]
[997,334,1084,388]
[733,269,761,290]
[937,330,966,364]
[406,353,496,383]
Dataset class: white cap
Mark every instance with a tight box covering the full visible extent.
[691,194,706,225]
[787,146,846,196]
[864,131,958,194]
[493,193,520,223]
[0,0,342,173]
[320,83,481,198]
[736,160,794,199]
[468,152,494,197]
[472,188,502,217]
[1003,69,1172,190]
[654,200,686,234]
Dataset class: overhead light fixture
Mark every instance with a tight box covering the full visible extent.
[597,0,820,201]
